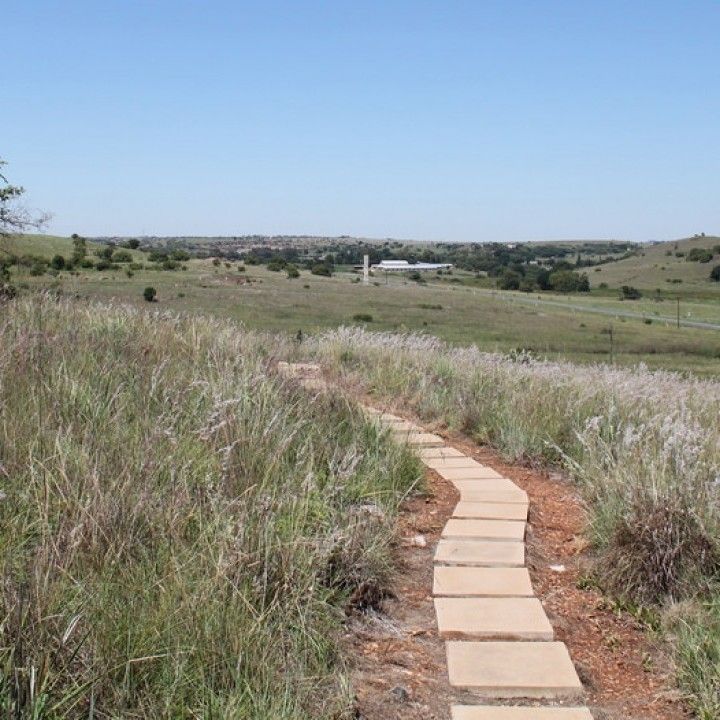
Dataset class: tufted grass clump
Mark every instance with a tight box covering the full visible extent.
[0,296,421,719]
[309,325,720,714]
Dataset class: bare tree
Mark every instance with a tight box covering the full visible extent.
[1,158,49,298]
[0,158,50,237]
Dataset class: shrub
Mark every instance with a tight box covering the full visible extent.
[286,264,300,279]
[143,286,157,302]
[548,270,590,293]
[710,265,720,282]
[687,248,714,263]
[620,285,642,300]
[50,254,66,270]
[112,249,133,263]
[95,260,118,271]
[499,270,521,290]
[352,313,373,322]
[311,264,332,277]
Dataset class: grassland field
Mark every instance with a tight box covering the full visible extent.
[4,234,720,376]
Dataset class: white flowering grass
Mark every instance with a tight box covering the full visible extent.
[0,297,421,719]
[311,326,720,716]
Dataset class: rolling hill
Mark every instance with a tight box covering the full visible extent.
[591,235,720,297]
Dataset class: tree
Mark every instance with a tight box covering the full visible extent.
[72,235,87,263]
[499,270,522,290]
[0,159,49,237]
[50,254,66,270]
[620,285,642,300]
[143,286,157,302]
[548,270,590,293]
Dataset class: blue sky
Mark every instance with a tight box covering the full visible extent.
[4,1,719,241]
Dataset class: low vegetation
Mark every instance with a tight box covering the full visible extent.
[309,327,720,717]
[0,296,420,718]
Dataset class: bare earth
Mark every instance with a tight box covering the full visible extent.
[345,407,691,720]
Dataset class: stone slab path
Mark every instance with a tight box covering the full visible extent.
[277,364,591,718]
[368,406,591,717]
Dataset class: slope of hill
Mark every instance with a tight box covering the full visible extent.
[0,233,85,259]
[592,236,720,296]
[0,294,419,717]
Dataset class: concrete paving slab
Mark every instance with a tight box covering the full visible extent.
[395,431,445,447]
[435,597,553,640]
[382,420,422,432]
[451,707,593,719]
[378,412,404,422]
[436,466,505,480]
[435,540,525,567]
[424,457,488,470]
[446,641,584,698]
[299,378,328,391]
[433,566,534,597]
[442,519,526,542]
[418,446,465,459]
[453,501,529,521]
[458,488,529,505]
[452,478,526,496]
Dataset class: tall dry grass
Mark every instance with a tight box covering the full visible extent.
[0,297,421,718]
[309,327,720,717]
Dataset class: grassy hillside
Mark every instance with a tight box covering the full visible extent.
[0,295,420,718]
[311,327,720,718]
[0,233,87,259]
[4,234,720,375]
[592,236,720,297]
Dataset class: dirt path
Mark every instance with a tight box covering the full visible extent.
[347,410,690,720]
[278,364,690,719]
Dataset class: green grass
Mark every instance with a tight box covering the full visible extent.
[0,295,421,719]
[591,235,720,298]
[308,326,720,717]
[5,234,720,376]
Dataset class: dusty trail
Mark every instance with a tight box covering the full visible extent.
[278,362,689,719]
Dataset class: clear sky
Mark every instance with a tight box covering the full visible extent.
[4,1,719,241]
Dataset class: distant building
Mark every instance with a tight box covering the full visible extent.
[371,260,453,272]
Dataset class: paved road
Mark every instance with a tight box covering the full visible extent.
[492,293,720,331]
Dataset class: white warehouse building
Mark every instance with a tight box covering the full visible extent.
[371,260,453,272]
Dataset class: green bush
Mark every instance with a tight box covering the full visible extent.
[710,265,720,282]
[50,254,66,270]
[143,286,157,302]
[620,285,642,300]
[286,264,300,279]
[311,264,332,277]
[112,249,133,263]
[687,248,713,263]
[548,270,590,293]
[352,313,373,322]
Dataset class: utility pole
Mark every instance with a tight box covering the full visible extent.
[677,296,680,329]
[363,254,369,285]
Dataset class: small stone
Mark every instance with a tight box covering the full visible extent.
[411,534,427,547]
[390,685,410,702]
[549,564,566,573]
